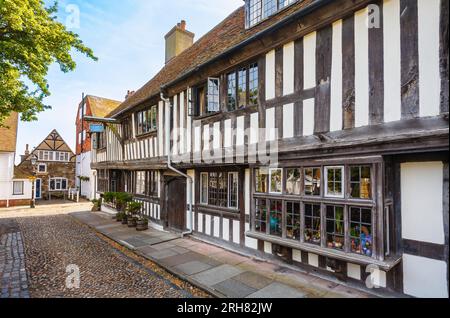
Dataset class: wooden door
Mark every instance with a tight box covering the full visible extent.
[166,177,186,231]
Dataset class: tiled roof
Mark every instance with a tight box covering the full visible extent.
[108,0,314,118]
[0,112,19,152]
[86,95,122,118]
[13,166,32,179]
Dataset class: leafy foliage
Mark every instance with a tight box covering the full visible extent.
[0,0,97,125]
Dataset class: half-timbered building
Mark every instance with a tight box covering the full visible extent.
[89,0,449,297]
[18,130,76,200]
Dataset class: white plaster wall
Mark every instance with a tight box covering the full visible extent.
[265,107,276,141]
[223,218,230,241]
[303,32,317,89]
[330,20,343,131]
[233,220,240,244]
[265,50,276,100]
[383,0,402,122]
[354,7,369,127]
[418,0,441,117]
[403,254,448,298]
[401,162,444,244]
[236,116,245,146]
[303,99,315,136]
[283,42,295,95]
[249,113,259,144]
[283,103,294,139]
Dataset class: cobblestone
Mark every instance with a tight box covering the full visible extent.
[15,215,194,298]
[0,230,30,298]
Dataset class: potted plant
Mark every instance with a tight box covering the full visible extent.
[126,201,142,228]
[115,192,132,212]
[91,199,101,212]
[136,216,149,231]
[116,211,127,222]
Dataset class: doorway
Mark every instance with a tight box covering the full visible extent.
[165,177,186,231]
[35,178,42,199]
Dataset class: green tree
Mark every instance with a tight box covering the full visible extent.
[0,0,97,125]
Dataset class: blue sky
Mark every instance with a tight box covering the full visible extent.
[16,0,243,163]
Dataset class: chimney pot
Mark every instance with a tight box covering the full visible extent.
[180,20,186,30]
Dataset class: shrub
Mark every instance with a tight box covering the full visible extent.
[127,201,143,216]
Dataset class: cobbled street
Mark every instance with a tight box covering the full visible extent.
[0,204,205,298]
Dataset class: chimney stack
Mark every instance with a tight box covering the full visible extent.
[25,144,29,156]
[165,20,194,64]
[125,90,135,100]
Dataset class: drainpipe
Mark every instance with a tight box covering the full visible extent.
[160,92,193,238]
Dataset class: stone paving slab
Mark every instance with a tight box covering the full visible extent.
[212,278,257,298]
[247,282,307,299]
[191,264,244,287]
[232,271,273,290]
[158,252,206,267]
[174,261,213,276]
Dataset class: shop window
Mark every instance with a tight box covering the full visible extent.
[350,207,373,256]
[286,168,301,195]
[269,200,282,237]
[325,166,344,198]
[304,203,321,245]
[255,198,267,233]
[255,168,268,193]
[208,172,228,208]
[326,205,345,250]
[286,201,300,240]
[304,167,321,196]
[228,172,239,209]
[269,168,282,194]
[350,166,372,199]
[200,172,208,204]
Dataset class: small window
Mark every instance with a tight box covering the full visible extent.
[304,203,321,245]
[269,199,282,237]
[248,63,259,105]
[350,166,372,199]
[350,207,373,256]
[207,78,220,113]
[49,178,68,191]
[228,172,238,209]
[286,201,300,240]
[13,181,24,195]
[286,168,301,195]
[269,168,282,194]
[255,198,267,233]
[325,166,344,198]
[136,106,157,135]
[255,168,268,193]
[135,171,146,195]
[326,205,345,250]
[200,172,208,204]
[38,163,47,173]
[304,168,321,196]
[208,172,228,208]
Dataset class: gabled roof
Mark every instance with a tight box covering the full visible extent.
[86,95,122,118]
[14,166,32,179]
[108,0,315,118]
[32,130,75,154]
[0,112,19,152]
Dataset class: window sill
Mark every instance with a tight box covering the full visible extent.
[192,111,222,121]
[197,205,240,218]
[246,231,402,271]
[136,130,157,139]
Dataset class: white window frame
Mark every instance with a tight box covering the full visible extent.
[49,178,68,191]
[207,77,220,113]
[324,166,345,198]
[13,181,24,195]
[37,163,47,173]
[228,172,239,209]
[269,168,283,194]
[200,172,208,205]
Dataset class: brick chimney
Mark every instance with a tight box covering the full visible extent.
[20,144,30,162]
[164,20,194,64]
[125,90,135,100]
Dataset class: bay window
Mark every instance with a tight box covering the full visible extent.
[251,162,382,260]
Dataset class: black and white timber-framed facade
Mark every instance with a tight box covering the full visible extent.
[89,0,449,298]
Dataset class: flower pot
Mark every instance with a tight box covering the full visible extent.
[136,220,149,231]
[121,216,128,225]
[127,218,137,228]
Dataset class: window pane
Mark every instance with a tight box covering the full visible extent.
[62,179,67,190]
[263,0,277,18]
[350,166,372,199]
[238,69,247,108]
[286,168,301,195]
[249,63,259,105]
[200,173,208,204]
[228,173,238,208]
[286,202,300,240]
[326,205,345,250]
[207,78,220,113]
[227,72,236,111]
[325,167,344,197]
[304,168,321,196]
[269,169,282,193]
[350,207,373,256]
[304,203,321,245]
[247,0,262,27]
[255,168,268,193]
[13,181,24,195]
[255,198,267,233]
[269,200,282,237]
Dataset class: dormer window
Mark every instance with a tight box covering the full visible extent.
[245,0,299,28]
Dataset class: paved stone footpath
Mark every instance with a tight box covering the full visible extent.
[0,232,30,298]
[15,215,195,298]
